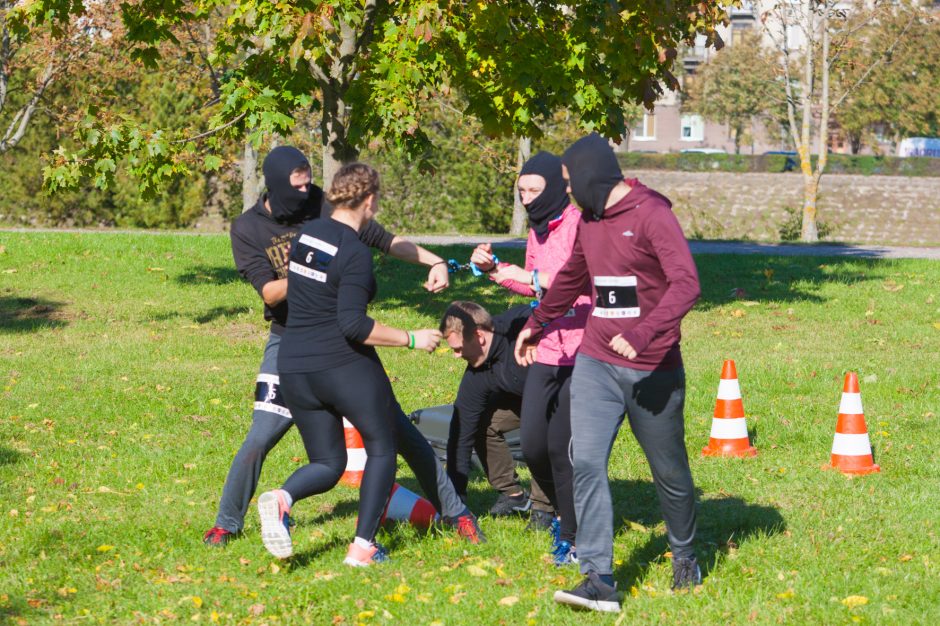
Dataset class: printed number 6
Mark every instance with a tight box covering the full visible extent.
[306,251,314,264]
[608,291,617,305]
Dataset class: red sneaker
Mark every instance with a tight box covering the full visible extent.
[203,526,235,547]
[443,508,487,544]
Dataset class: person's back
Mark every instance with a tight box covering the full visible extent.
[278,218,378,374]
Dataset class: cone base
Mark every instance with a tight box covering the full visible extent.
[830,463,880,475]
[702,444,757,458]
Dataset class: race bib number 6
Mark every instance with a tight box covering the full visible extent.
[593,276,640,318]
[289,234,338,283]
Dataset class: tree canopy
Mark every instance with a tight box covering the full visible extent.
[19,0,729,192]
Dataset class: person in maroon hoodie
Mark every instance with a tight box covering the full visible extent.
[515,134,702,613]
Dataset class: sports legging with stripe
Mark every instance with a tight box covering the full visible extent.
[520,363,576,543]
[278,356,397,542]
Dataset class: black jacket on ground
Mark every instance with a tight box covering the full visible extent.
[448,304,532,496]
[230,195,393,335]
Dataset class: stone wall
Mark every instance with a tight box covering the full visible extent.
[633,170,940,245]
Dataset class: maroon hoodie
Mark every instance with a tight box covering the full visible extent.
[524,180,700,370]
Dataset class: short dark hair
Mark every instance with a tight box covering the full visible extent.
[439,301,494,339]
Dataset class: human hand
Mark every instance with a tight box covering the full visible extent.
[469,243,496,272]
[514,328,538,366]
[411,329,443,353]
[425,262,449,293]
[608,334,637,359]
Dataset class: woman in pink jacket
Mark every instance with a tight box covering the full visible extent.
[470,151,591,566]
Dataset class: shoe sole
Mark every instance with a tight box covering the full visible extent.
[258,492,292,559]
[553,590,621,613]
[343,556,371,567]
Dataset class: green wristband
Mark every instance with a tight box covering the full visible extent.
[408,332,415,349]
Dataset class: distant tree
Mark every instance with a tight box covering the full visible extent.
[761,0,917,241]
[836,6,939,153]
[683,31,783,154]
[23,0,729,201]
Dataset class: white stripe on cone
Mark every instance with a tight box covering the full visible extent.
[831,433,873,456]
[346,447,367,471]
[709,417,749,440]
[343,417,355,428]
[838,392,864,415]
[716,378,741,400]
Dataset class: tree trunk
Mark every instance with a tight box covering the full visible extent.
[509,137,531,236]
[800,173,820,242]
[319,83,360,191]
[241,140,260,212]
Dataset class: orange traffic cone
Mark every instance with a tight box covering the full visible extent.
[340,418,367,487]
[702,360,757,457]
[829,372,880,475]
[380,483,439,529]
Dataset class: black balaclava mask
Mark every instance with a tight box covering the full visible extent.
[561,133,623,220]
[519,151,570,237]
[262,146,319,224]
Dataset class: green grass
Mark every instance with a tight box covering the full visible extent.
[1,232,938,625]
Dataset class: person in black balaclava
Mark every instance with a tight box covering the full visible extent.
[559,133,624,221]
[464,151,592,566]
[261,146,323,224]
[203,146,481,548]
[515,133,703,613]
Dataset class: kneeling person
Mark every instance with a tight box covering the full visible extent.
[439,301,552,525]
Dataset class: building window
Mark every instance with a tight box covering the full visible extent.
[680,114,704,141]
[633,113,656,141]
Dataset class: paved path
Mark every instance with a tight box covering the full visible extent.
[407,234,940,260]
[3,228,939,259]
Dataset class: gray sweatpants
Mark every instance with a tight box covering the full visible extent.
[213,332,465,532]
[570,353,696,576]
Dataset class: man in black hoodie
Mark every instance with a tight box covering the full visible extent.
[203,146,480,545]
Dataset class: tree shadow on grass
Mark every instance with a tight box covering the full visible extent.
[0,296,69,334]
[148,305,253,324]
[610,479,785,589]
[0,444,23,466]
[370,245,900,321]
[175,266,242,286]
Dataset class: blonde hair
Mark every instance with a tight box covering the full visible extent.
[439,301,494,339]
[326,162,380,208]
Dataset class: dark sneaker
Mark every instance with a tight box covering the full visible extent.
[442,508,487,544]
[203,526,236,547]
[525,509,555,532]
[551,540,578,567]
[489,491,530,516]
[671,556,702,590]
[554,572,621,613]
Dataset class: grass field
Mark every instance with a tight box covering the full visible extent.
[1,231,938,625]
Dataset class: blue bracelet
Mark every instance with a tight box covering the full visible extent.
[470,255,499,277]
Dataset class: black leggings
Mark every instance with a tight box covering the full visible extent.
[520,363,576,543]
[279,357,398,542]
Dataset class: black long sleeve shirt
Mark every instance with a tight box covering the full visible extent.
[277,218,381,373]
[449,305,532,493]
[229,195,393,335]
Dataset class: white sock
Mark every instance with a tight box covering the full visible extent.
[354,536,373,549]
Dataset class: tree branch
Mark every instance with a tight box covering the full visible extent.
[171,111,245,144]
[830,10,917,113]
[0,58,54,153]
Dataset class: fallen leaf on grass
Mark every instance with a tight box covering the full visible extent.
[96,545,114,552]
[899,554,913,562]
[192,596,203,608]
[498,596,519,606]
[841,595,868,608]
[466,565,488,577]
[776,589,795,599]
